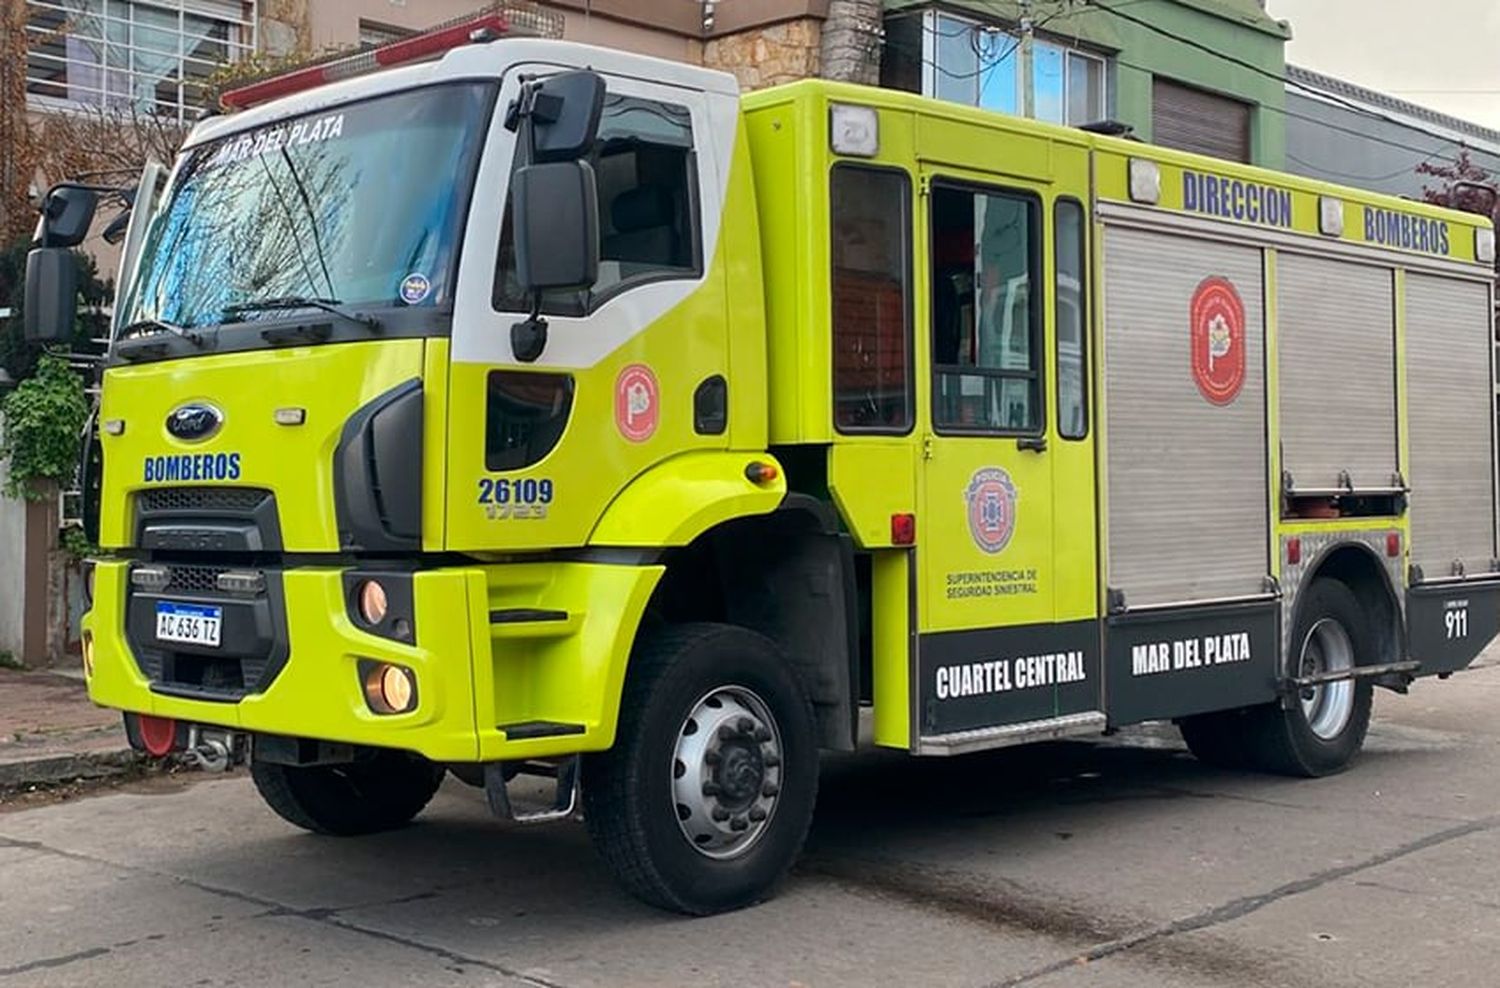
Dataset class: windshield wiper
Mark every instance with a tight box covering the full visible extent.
[117,318,205,347]
[221,296,381,330]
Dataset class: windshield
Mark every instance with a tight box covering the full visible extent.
[122,82,495,334]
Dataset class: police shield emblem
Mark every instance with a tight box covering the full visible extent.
[965,467,1018,554]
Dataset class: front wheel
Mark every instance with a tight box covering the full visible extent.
[250,748,446,836]
[582,623,819,915]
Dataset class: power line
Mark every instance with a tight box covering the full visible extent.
[880,8,1494,173]
[1084,0,1481,148]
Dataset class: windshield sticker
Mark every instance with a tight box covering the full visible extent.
[400,273,432,305]
[204,113,347,171]
[615,364,659,442]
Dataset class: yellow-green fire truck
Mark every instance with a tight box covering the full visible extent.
[24,27,1500,914]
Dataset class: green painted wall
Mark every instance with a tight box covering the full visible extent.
[885,0,1290,167]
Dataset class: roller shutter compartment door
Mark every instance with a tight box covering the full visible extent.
[1153,78,1251,164]
[1103,226,1268,607]
[1278,254,1398,493]
[1405,273,1497,578]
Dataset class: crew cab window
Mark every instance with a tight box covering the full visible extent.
[931,183,1042,433]
[830,164,913,433]
[495,94,701,314]
[1055,199,1088,439]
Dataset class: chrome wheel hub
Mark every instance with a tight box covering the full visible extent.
[671,685,783,860]
[1298,617,1355,741]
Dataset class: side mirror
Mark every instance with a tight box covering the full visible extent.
[513,160,600,292]
[35,186,99,248]
[23,248,79,343]
[529,71,606,162]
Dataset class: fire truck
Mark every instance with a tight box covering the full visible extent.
[25,18,1500,914]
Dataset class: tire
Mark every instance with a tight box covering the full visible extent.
[250,748,446,836]
[1247,579,1374,777]
[582,623,819,915]
[1177,707,1254,770]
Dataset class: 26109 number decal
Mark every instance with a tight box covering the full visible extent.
[477,477,553,521]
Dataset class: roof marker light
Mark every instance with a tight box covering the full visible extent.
[1128,159,1160,205]
[830,104,879,158]
[1319,196,1344,237]
[1477,228,1496,265]
[221,12,510,110]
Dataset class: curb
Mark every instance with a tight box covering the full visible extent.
[0,747,145,790]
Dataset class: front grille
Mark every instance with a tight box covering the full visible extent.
[160,564,258,596]
[126,566,284,701]
[138,486,269,513]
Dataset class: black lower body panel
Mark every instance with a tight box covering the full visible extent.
[1105,599,1280,727]
[1406,579,1500,676]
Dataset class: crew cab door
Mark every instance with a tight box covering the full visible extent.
[913,165,1100,748]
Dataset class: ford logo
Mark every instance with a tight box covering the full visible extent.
[166,403,223,442]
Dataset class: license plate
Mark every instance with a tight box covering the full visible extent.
[155,602,222,647]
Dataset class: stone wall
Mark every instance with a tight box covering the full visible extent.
[703,18,821,91]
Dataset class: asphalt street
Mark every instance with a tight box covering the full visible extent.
[4,656,1500,987]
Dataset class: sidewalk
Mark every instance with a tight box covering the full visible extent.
[0,668,140,790]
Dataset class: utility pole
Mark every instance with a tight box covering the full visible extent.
[1018,0,1035,119]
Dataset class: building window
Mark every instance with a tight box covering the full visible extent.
[358,20,413,50]
[925,11,1106,127]
[25,0,255,121]
[1152,77,1251,163]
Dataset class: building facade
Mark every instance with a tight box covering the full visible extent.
[882,0,1290,167]
[22,0,841,122]
[1284,65,1500,201]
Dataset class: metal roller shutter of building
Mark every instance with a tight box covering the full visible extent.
[1152,78,1251,164]
[1405,272,1496,578]
[1103,226,1268,607]
[1278,254,1398,492]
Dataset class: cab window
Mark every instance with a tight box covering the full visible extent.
[494,94,701,314]
[930,183,1042,434]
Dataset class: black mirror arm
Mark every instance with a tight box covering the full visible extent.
[510,291,548,363]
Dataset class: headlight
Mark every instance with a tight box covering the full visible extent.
[356,580,388,625]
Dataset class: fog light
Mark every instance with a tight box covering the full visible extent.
[356,580,388,625]
[361,661,416,714]
[81,632,94,678]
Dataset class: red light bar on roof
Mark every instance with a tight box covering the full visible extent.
[221,12,508,110]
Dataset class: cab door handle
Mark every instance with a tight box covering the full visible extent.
[1016,436,1048,453]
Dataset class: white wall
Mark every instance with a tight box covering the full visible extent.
[0,423,29,663]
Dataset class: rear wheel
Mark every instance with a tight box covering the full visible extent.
[250,748,445,836]
[582,623,819,915]
[1178,580,1374,777]
[1248,579,1373,777]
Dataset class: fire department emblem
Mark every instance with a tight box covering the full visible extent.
[965,467,1018,555]
[614,363,659,442]
[1189,276,1246,406]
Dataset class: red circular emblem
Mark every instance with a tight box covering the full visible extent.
[614,363,659,442]
[1189,276,1246,406]
[965,467,1018,555]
